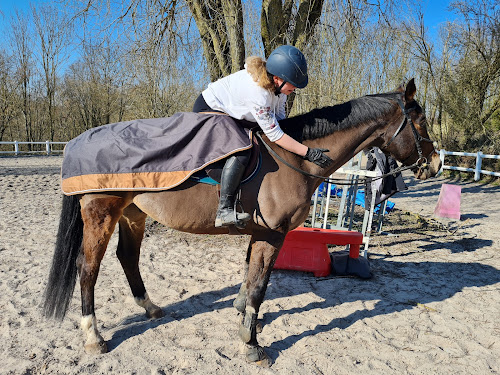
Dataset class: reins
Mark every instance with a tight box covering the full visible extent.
[256,131,417,185]
[256,96,433,186]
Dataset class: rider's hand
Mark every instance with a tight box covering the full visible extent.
[304,148,333,168]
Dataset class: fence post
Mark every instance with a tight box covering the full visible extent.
[475,151,483,181]
[14,141,19,155]
[46,140,51,155]
[439,149,445,175]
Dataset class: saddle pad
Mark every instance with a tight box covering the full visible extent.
[61,112,253,195]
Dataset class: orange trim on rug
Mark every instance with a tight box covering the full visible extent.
[61,170,192,195]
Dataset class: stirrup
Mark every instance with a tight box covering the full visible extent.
[215,208,251,229]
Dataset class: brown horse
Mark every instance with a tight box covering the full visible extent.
[43,79,441,366]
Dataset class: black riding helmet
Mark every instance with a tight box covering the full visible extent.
[266,45,308,89]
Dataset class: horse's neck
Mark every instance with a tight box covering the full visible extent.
[302,121,383,177]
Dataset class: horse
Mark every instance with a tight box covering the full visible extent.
[42,79,441,366]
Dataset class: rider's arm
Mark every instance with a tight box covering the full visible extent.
[274,133,308,157]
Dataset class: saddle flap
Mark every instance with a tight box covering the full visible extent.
[203,134,261,184]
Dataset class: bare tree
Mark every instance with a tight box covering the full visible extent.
[32,3,72,141]
[71,0,326,81]
[10,10,34,145]
[0,50,18,141]
[444,0,500,149]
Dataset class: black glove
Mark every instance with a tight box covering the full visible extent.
[304,148,333,168]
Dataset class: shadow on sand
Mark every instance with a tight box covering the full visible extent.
[106,242,500,363]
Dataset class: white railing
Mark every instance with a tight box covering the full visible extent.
[0,141,67,155]
[439,149,500,181]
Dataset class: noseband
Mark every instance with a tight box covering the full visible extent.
[381,97,434,167]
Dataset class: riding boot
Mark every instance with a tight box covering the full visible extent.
[215,156,251,228]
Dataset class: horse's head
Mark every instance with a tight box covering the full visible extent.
[380,79,441,180]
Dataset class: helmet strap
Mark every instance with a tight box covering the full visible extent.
[275,81,286,96]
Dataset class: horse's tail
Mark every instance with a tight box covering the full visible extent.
[42,194,83,320]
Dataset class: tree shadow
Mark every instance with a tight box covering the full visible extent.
[106,284,241,351]
[106,241,500,362]
[262,257,500,361]
[372,235,492,255]
[400,175,500,200]
[460,213,488,220]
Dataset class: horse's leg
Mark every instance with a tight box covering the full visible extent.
[117,204,163,319]
[77,195,127,354]
[233,241,251,313]
[238,231,286,367]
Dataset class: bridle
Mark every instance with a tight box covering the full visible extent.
[257,95,436,186]
[380,97,435,167]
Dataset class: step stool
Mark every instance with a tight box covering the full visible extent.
[274,227,364,277]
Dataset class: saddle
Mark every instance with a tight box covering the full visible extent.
[190,134,261,185]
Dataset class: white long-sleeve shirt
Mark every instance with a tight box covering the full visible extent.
[202,68,287,142]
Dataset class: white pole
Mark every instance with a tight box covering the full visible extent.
[439,149,445,175]
[46,140,51,155]
[311,188,319,228]
[14,141,19,155]
[322,181,332,229]
[475,151,483,181]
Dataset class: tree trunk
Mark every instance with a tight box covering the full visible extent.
[186,0,244,81]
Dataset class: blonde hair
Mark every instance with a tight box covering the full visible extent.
[245,56,275,92]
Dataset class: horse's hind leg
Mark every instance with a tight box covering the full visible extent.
[238,231,286,367]
[117,204,163,319]
[78,194,127,354]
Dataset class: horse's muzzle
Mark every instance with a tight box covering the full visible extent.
[412,151,442,180]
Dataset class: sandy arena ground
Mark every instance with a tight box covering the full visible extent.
[0,155,499,374]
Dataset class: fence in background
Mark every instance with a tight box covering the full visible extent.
[1,142,498,182]
[0,141,67,155]
[439,149,500,181]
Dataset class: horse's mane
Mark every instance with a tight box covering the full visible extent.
[280,91,401,142]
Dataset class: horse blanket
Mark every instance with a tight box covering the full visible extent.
[61,112,253,195]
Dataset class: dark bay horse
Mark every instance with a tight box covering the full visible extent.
[43,79,441,366]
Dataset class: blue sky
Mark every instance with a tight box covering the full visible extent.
[0,0,458,32]
[0,0,458,48]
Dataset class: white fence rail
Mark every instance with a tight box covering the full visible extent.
[1,142,498,181]
[439,149,500,181]
[0,141,67,155]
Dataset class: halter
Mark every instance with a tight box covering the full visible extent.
[257,95,435,186]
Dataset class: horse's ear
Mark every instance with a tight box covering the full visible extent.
[405,78,416,102]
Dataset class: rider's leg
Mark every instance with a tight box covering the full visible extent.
[215,150,251,228]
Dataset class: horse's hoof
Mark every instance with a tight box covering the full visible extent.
[245,344,271,367]
[84,340,108,354]
[146,307,164,319]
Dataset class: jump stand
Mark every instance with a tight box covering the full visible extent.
[274,227,363,277]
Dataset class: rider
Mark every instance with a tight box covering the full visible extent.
[193,45,333,228]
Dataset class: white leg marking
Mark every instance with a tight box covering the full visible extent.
[81,315,104,346]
